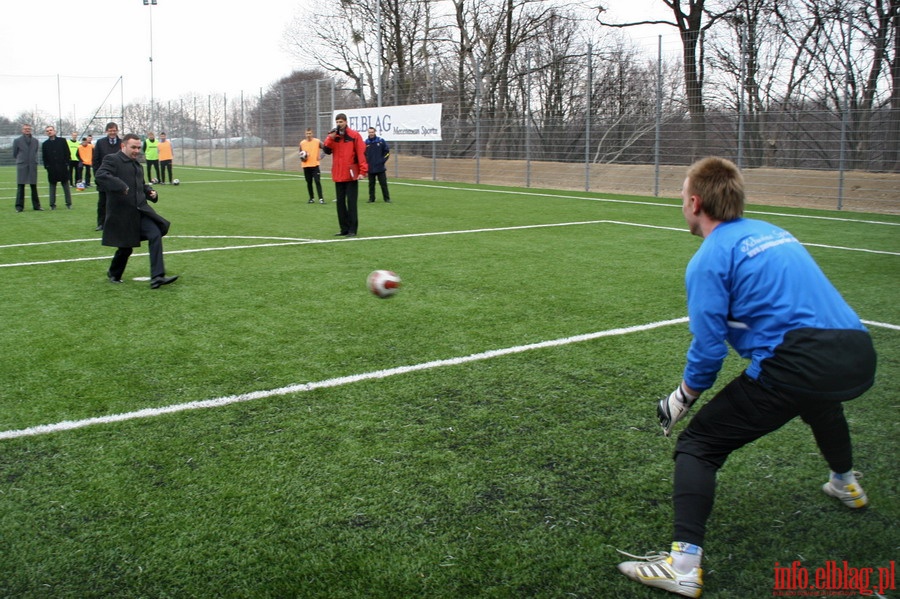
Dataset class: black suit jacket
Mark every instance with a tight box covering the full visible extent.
[42,137,71,183]
[96,151,170,248]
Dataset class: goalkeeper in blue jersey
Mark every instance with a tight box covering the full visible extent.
[618,157,877,598]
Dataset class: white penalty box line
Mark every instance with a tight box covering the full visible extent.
[1,316,895,442]
[0,317,689,441]
[2,218,899,269]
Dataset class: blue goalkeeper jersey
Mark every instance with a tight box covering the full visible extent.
[683,218,870,395]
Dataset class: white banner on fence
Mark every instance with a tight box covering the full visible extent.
[334,103,443,142]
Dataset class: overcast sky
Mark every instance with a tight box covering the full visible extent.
[0,0,675,127]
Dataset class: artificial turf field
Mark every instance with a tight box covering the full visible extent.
[1,165,897,598]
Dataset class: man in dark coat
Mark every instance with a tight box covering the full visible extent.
[92,122,122,230]
[13,123,42,212]
[42,126,73,210]
[364,127,391,203]
[95,133,178,289]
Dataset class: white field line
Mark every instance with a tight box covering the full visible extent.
[1,316,895,442]
[393,181,900,227]
[2,219,898,270]
[3,169,900,226]
[0,317,689,441]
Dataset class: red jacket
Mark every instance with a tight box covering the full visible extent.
[323,127,368,182]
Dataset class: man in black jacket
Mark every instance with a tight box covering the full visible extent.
[364,127,391,203]
[42,126,73,210]
[92,122,122,230]
[95,133,178,289]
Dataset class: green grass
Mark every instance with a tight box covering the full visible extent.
[1,166,898,598]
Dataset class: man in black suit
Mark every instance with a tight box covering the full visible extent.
[95,133,178,289]
[42,126,73,209]
[92,122,122,230]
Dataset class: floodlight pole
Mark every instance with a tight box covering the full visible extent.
[377,0,384,107]
[143,0,158,131]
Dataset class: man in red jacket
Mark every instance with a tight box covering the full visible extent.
[323,113,368,237]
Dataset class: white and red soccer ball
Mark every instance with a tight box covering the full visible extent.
[367,270,401,298]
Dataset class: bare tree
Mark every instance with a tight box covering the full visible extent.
[595,0,741,159]
[771,0,896,169]
[887,0,900,168]
[284,0,443,108]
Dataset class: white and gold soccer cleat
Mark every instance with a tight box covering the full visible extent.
[618,551,703,598]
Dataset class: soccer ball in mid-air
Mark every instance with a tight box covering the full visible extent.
[367,270,401,299]
[299,150,308,161]
[172,179,180,186]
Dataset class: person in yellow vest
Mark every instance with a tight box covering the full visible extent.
[142,132,160,182]
[67,131,81,185]
[299,128,325,203]
[158,132,174,184]
[77,137,94,188]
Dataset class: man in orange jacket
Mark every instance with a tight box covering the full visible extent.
[323,113,367,237]
[158,132,174,184]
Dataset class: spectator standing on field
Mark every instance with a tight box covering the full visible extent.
[42,126,73,210]
[93,122,122,230]
[67,131,81,185]
[365,127,391,203]
[13,123,42,212]
[142,131,160,182]
[617,156,877,599]
[299,128,325,204]
[95,133,178,289]
[77,137,94,188]
[323,114,367,237]
[158,132,174,183]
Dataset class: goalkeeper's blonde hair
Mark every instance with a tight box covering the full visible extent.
[686,157,745,222]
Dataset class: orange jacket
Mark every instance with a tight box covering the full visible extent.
[158,140,173,161]
[77,142,93,165]
[299,138,322,168]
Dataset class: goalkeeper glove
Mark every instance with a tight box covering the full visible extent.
[657,384,699,437]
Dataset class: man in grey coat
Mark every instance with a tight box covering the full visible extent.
[95,133,178,289]
[13,124,42,212]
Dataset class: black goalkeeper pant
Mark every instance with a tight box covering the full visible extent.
[672,373,857,547]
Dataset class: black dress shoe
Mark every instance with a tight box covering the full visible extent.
[334,232,348,236]
[347,233,357,237]
[16,208,23,212]
[107,271,123,284]
[95,225,103,231]
[150,275,178,289]
[34,207,44,211]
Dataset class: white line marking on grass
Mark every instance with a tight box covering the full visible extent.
[397,182,900,227]
[801,243,900,256]
[0,317,688,441]
[2,316,895,441]
[4,219,896,270]
[0,238,100,249]
[865,319,900,331]
[123,170,900,227]
[0,235,309,250]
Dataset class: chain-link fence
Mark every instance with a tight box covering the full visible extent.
[136,81,897,214]
[5,64,898,214]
